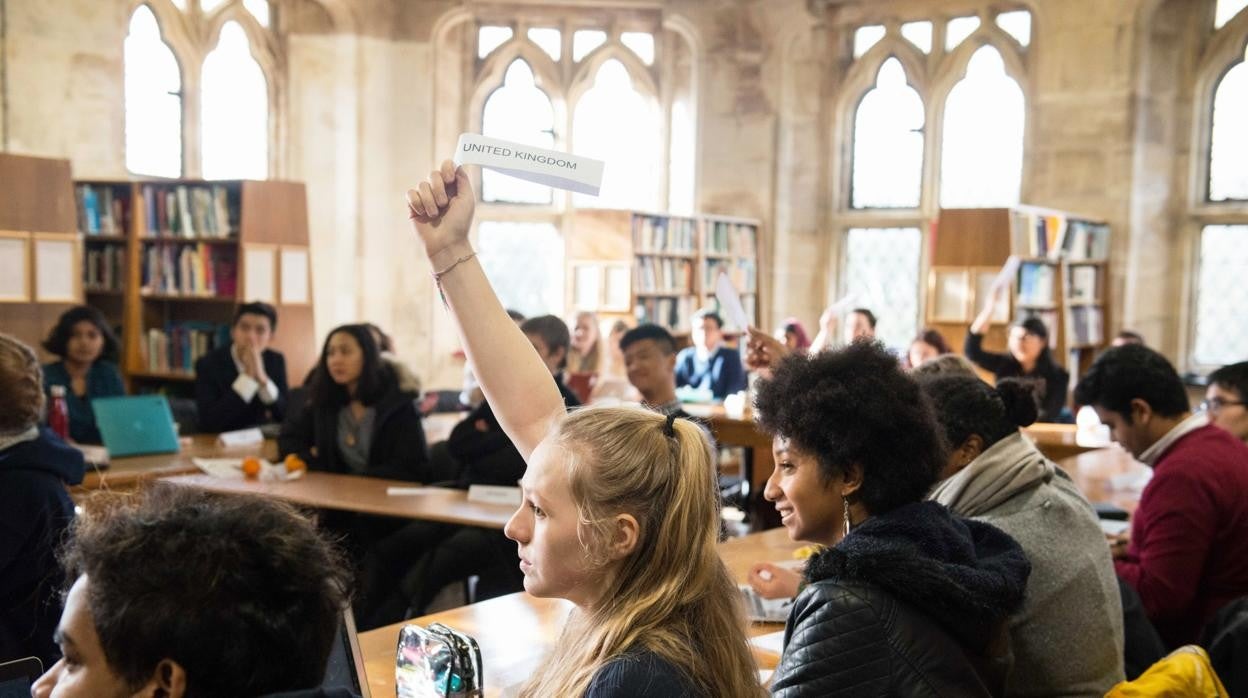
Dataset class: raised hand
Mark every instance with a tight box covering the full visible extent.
[407,160,475,262]
[746,326,790,373]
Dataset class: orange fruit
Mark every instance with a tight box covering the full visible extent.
[241,457,261,478]
[284,454,307,473]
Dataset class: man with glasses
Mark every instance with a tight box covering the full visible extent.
[1206,361,1248,444]
[1074,345,1248,648]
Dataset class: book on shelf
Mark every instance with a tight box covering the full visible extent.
[1067,265,1099,302]
[141,183,237,239]
[1017,262,1057,306]
[144,322,229,374]
[633,216,696,254]
[635,258,693,294]
[1066,305,1104,347]
[141,242,238,297]
[635,296,694,331]
[1008,210,1073,260]
[75,184,130,236]
[1063,220,1111,261]
[84,245,125,292]
[705,221,758,256]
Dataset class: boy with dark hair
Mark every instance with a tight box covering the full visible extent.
[1207,361,1248,443]
[620,324,684,416]
[674,310,747,399]
[32,484,353,697]
[1074,345,1248,647]
[195,301,289,432]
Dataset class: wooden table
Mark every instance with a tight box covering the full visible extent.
[1023,423,1101,462]
[164,472,516,528]
[74,435,276,492]
[1057,446,1149,515]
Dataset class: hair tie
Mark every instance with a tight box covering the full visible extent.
[664,412,679,437]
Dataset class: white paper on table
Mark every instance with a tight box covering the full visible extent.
[750,629,786,656]
[467,484,523,506]
[193,457,251,479]
[218,427,264,448]
[714,272,751,331]
[453,133,605,196]
[990,255,1022,292]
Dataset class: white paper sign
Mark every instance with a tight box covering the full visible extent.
[991,255,1022,293]
[453,133,605,196]
[825,292,859,317]
[217,427,264,448]
[714,272,751,331]
[467,484,523,506]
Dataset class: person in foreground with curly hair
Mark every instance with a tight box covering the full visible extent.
[31,483,355,698]
[917,374,1125,696]
[745,337,1031,697]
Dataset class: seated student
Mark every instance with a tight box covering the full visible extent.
[675,310,747,400]
[907,327,953,369]
[918,374,1125,695]
[567,310,600,373]
[965,288,1070,422]
[195,301,289,433]
[32,484,353,698]
[621,324,687,417]
[589,319,641,404]
[808,306,877,353]
[279,324,427,482]
[1075,345,1248,648]
[40,306,125,444]
[742,335,1030,696]
[404,162,760,697]
[460,308,525,409]
[1206,361,1248,444]
[775,317,810,352]
[0,334,85,668]
[358,315,580,628]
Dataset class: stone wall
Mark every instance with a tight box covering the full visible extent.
[0,0,1228,388]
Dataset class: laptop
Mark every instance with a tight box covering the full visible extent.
[0,657,42,698]
[92,395,180,458]
[321,608,372,697]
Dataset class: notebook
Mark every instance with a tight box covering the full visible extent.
[321,608,371,698]
[92,395,180,458]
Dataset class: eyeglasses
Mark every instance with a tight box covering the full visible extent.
[1200,397,1246,414]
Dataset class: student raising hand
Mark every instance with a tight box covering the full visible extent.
[407,160,475,262]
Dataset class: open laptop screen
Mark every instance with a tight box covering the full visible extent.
[321,609,370,698]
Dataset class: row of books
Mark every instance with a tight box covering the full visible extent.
[1067,265,1100,302]
[141,243,238,297]
[84,245,125,292]
[141,184,237,239]
[144,323,229,374]
[76,184,130,236]
[634,215,696,254]
[1017,262,1057,306]
[705,259,757,293]
[1067,306,1105,347]
[705,221,757,256]
[1009,210,1110,261]
[636,258,694,294]
[635,296,695,330]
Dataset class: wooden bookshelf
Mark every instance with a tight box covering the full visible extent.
[0,153,81,360]
[567,210,762,336]
[71,179,318,394]
[930,206,1111,382]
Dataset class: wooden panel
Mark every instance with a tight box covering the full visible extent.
[270,304,316,387]
[240,180,309,247]
[931,209,1012,267]
[0,154,76,233]
[566,209,634,260]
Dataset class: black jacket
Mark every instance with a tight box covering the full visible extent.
[0,428,85,667]
[195,344,289,433]
[448,379,580,488]
[771,501,1031,697]
[278,369,428,482]
[963,331,1070,422]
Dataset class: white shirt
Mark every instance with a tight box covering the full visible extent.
[0,426,39,452]
[230,344,279,405]
[1138,411,1209,467]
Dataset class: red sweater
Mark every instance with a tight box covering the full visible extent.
[1116,424,1248,647]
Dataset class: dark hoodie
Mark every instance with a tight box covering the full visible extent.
[771,501,1031,697]
[0,427,85,666]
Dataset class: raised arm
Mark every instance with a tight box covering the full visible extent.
[407,161,564,460]
[808,305,838,354]
[970,285,1006,335]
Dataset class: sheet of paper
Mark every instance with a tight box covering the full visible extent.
[280,247,310,304]
[35,238,76,301]
[192,457,248,479]
[750,629,786,656]
[453,133,605,196]
[467,484,523,506]
[243,246,276,303]
[715,272,751,331]
[825,292,859,317]
[218,427,264,448]
[1099,519,1130,536]
[990,255,1022,293]
[0,237,27,300]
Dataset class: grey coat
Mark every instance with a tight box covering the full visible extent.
[930,431,1126,697]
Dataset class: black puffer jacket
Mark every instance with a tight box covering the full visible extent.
[771,501,1031,697]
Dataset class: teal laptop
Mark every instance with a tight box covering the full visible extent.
[92,395,180,458]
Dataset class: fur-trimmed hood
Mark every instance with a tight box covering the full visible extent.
[805,500,1031,653]
[381,353,422,395]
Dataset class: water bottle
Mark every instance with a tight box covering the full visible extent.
[49,385,70,441]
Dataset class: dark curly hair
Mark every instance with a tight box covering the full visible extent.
[60,483,351,695]
[753,341,947,515]
[917,375,1039,451]
[41,305,119,362]
[1074,344,1189,420]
